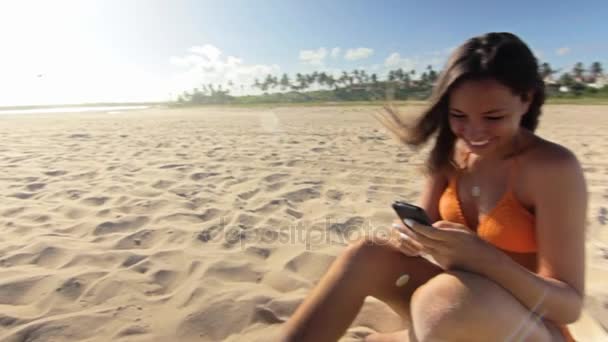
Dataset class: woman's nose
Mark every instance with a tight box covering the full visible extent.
[464,123,488,139]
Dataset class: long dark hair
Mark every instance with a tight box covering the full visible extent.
[378,32,545,174]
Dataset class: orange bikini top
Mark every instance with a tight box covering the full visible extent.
[438,152,537,253]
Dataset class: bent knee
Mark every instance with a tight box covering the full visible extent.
[410,271,504,339]
[345,236,398,264]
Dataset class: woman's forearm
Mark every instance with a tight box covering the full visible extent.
[477,250,583,325]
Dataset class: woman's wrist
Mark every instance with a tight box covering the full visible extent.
[475,241,506,277]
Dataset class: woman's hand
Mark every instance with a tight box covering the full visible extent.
[390,219,424,257]
[404,219,499,272]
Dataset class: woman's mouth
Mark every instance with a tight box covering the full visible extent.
[466,138,492,148]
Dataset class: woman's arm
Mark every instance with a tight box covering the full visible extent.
[418,171,448,223]
[477,148,586,325]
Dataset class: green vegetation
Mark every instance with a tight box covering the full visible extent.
[173,62,608,106]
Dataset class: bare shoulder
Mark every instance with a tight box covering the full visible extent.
[522,136,586,191]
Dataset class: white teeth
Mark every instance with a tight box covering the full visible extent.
[470,139,490,146]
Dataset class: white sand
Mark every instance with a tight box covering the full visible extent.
[0,105,606,341]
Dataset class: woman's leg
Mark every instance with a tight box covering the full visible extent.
[280,237,443,342]
[409,270,566,342]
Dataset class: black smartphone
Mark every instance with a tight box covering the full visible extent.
[392,201,432,226]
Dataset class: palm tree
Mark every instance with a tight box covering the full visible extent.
[572,62,585,81]
[360,70,370,83]
[394,68,405,87]
[326,74,337,89]
[279,73,291,91]
[590,62,604,81]
[559,72,575,87]
[353,69,361,84]
[539,62,555,80]
[371,73,378,84]
[426,65,438,85]
[317,72,329,89]
[339,71,349,88]
[295,73,307,91]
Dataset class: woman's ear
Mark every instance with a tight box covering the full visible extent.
[520,89,535,113]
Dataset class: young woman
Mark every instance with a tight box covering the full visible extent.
[280,32,586,341]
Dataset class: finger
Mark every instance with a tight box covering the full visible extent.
[397,232,424,253]
[399,244,421,257]
[392,223,424,249]
[387,228,421,254]
[392,232,422,256]
[392,222,419,238]
[432,220,470,232]
[403,219,446,241]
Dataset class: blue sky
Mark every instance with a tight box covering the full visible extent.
[0,0,606,106]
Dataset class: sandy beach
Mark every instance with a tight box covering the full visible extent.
[0,105,606,341]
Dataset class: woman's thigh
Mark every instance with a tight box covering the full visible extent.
[409,270,565,341]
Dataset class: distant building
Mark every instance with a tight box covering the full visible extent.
[588,75,607,89]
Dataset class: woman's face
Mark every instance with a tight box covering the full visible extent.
[448,78,532,158]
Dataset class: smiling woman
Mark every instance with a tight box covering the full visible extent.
[281,32,585,342]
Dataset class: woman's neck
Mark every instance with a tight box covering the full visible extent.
[464,130,528,170]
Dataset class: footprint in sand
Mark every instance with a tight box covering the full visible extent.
[285,251,337,282]
[244,246,273,259]
[151,179,175,189]
[191,172,220,181]
[81,196,111,206]
[121,254,148,267]
[237,188,260,200]
[68,133,91,139]
[325,189,344,201]
[197,224,224,243]
[286,159,306,167]
[9,192,35,199]
[204,260,265,283]
[236,213,263,228]
[115,229,158,249]
[145,269,179,295]
[251,199,288,214]
[253,305,286,324]
[157,208,221,223]
[281,188,321,203]
[55,277,84,300]
[285,208,303,219]
[93,216,149,235]
[44,170,68,177]
[25,183,46,191]
[265,182,286,192]
[159,163,188,169]
[263,173,290,183]
[328,216,366,236]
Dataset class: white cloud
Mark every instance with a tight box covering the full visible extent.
[189,45,222,62]
[170,44,280,96]
[384,52,417,71]
[345,47,374,61]
[299,48,327,65]
[330,47,341,58]
[533,49,544,59]
[556,47,571,56]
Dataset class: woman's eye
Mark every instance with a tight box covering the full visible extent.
[450,113,466,119]
[485,116,504,121]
